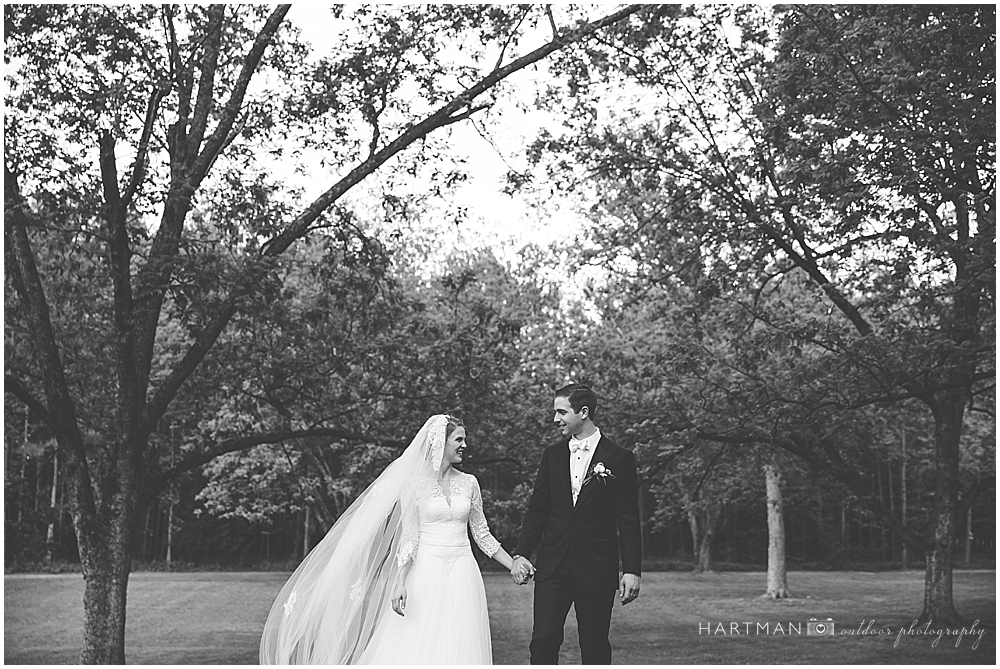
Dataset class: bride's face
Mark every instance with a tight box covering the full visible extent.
[442,426,467,466]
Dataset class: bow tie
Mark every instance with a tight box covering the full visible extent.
[569,438,591,453]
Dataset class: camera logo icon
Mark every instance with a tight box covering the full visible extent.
[807,618,835,636]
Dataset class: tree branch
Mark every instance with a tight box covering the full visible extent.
[494,6,532,71]
[4,164,99,519]
[690,446,728,502]
[190,4,291,182]
[146,425,405,495]
[134,5,292,408]
[143,5,646,432]
[143,301,240,431]
[259,4,646,260]
[784,433,927,554]
[545,5,560,40]
[794,6,906,125]
[957,477,995,520]
[122,85,169,206]
[4,373,53,429]
[185,4,226,164]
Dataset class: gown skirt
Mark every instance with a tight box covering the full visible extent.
[358,540,492,664]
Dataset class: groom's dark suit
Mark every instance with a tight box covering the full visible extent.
[514,434,641,664]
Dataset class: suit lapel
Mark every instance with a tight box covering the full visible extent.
[574,436,612,513]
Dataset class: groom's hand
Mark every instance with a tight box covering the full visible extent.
[619,573,640,605]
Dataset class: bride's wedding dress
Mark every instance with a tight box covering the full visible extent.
[260,415,502,665]
[358,472,500,664]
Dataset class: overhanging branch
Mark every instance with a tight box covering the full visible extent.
[146,425,406,495]
[259,4,647,259]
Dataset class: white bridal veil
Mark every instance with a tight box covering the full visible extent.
[259,414,450,664]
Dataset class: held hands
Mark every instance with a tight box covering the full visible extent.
[510,556,535,585]
[619,573,640,605]
[390,581,407,616]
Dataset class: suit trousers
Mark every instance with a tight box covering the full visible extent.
[529,555,617,664]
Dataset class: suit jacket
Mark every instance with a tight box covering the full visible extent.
[514,434,642,590]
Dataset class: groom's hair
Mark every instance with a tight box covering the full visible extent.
[554,383,598,420]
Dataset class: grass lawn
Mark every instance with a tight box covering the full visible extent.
[4,570,994,664]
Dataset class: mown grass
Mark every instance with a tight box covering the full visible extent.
[4,570,994,664]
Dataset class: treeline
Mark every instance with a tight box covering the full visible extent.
[6,421,995,570]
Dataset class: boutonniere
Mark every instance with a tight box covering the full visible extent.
[583,461,616,486]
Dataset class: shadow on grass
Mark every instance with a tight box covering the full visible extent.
[4,570,994,664]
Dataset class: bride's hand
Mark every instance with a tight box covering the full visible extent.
[390,582,407,616]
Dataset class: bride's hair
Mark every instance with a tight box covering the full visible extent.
[445,414,465,437]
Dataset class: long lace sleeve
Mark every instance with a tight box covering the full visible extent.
[396,478,419,566]
[469,475,501,557]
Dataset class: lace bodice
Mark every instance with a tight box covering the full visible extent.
[396,472,501,566]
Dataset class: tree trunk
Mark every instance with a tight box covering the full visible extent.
[75,483,138,664]
[917,390,965,626]
[165,498,175,566]
[876,457,887,562]
[762,459,791,599]
[65,422,145,664]
[840,501,846,549]
[46,452,59,563]
[80,550,131,664]
[964,507,972,564]
[686,501,720,573]
[141,506,151,560]
[901,433,909,569]
[887,450,896,563]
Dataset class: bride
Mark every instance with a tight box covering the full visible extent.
[260,414,520,664]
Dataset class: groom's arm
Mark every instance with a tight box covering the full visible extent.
[514,448,552,559]
[616,449,642,577]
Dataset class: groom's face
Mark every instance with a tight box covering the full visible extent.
[553,396,586,438]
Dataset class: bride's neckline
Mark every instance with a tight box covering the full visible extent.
[432,471,464,507]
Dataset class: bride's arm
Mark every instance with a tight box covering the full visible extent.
[390,560,413,616]
[490,546,515,571]
[391,480,419,616]
[468,475,513,570]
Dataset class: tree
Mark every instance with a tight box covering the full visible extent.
[3,4,647,661]
[515,4,993,624]
[768,6,994,624]
[762,451,791,599]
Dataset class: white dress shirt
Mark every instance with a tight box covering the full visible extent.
[568,428,601,505]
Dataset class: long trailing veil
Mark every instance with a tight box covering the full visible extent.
[259,414,450,664]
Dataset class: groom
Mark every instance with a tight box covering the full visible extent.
[512,383,641,664]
